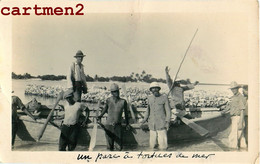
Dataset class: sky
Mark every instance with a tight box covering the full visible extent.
[12,12,248,84]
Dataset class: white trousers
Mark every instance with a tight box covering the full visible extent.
[150,129,168,150]
[229,116,247,149]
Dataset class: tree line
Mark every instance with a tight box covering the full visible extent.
[12,71,166,83]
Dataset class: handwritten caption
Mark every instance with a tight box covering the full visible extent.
[77,152,215,162]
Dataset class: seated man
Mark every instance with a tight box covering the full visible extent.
[165,66,199,119]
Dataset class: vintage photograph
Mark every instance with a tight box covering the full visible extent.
[0,0,258,163]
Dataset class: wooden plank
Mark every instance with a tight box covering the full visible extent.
[122,84,136,122]
[88,101,100,151]
[180,117,209,136]
[37,94,63,141]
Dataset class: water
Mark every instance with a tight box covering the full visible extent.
[12,79,231,106]
[12,79,239,152]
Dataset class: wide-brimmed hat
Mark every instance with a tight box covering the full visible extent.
[74,50,86,58]
[109,83,120,92]
[149,82,161,91]
[229,81,241,89]
[63,89,74,99]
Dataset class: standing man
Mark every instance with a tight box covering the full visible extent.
[242,84,248,147]
[141,82,171,150]
[12,95,36,147]
[225,81,247,149]
[59,89,89,151]
[67,50,88,102]
[97,83,130,151]
[165,66,198,118]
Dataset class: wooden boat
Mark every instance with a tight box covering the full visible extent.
[15,104,231,147]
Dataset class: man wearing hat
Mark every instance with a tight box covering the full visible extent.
[224,81,247,149]
[67,50,88,102]
[58,89,89,151]
[97,83,130,151]
[141,82,171,150]
[165,66,198,118]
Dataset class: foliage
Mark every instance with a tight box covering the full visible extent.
[12,70,166,83]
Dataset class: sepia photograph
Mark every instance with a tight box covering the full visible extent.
[0,0,259,163]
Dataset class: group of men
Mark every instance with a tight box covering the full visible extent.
[12,50,249,151]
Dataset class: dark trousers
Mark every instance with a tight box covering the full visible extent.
[59,124,80,151]
[12,121,18,146]
[73,81,83,102]
[104,124,122,151]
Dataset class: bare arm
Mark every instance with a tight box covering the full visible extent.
[164,96,171,123]
[181,81,198,91]
[13,96,36,121]
[142,104,150,123]
[165,66,173,89]
[81,105,89,126]
[98,101,108,118]
[124,100,129,125]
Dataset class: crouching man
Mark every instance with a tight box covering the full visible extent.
[141,82,171,151]
[59,89,89,151]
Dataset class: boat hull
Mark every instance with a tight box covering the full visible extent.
[16,112,231,147]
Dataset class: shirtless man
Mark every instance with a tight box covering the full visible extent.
[97,83,130,151]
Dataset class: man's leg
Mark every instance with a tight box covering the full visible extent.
[59,125,69,151]
[157,129,168,150]
[114,125,123,151]
[104,125,114,151]
[149,130,157,150]
[73,81,82,102]
[68,124,80,151]
[228,116,239,149]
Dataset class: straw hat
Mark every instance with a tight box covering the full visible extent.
[109,83,120,92]
[229,81,241,89]
[74,50,86,58]
[149,82,161,91]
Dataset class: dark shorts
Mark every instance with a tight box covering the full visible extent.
[59,124,80,151]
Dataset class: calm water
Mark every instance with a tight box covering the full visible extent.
[12,79,231,106]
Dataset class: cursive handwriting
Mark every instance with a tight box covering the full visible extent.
[192,153,215,159]
[137,151,172,159]
[95,153,121,162]
[176,152,188,158]
[77,154,92,162]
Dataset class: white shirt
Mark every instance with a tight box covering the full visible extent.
[63,102,85,125]
[67,62,87,88]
